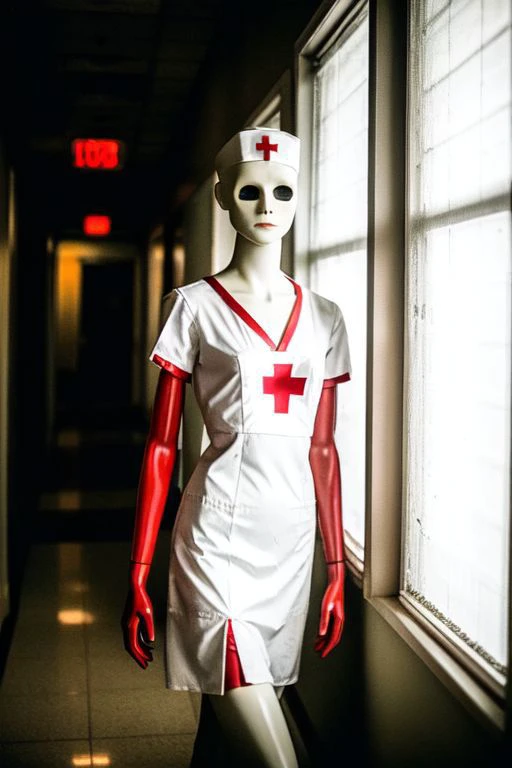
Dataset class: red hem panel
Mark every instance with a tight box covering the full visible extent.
[152,354,191,381]
[224,619,250,691]
[323,372,351,388]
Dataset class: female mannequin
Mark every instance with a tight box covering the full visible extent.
[122,128,351,767]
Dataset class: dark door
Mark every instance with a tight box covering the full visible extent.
[78,260,134,407]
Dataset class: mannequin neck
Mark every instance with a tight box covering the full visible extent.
[221,233,287,297]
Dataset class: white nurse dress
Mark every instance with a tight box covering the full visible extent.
[150,275,351,695]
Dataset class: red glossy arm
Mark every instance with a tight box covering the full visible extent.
[122,369,185,668]
[309,385,345,658]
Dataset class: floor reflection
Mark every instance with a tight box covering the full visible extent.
[0,413,197,767]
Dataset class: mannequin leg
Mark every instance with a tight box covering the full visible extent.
[208,683,299,768]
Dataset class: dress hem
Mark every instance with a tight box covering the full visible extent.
[165,676,299,695]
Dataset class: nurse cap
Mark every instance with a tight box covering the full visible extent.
[215,127,300,175]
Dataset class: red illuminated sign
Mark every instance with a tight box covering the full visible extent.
[72,139,124,170]
[83,215,111,236]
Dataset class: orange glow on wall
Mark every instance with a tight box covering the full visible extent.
[83,215,111,237]
[72,139,123,170]
[55,241,139,374]
[56,254,82,371]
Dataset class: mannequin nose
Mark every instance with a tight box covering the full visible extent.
[258,189,273,215]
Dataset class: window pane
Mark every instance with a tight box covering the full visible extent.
[310,10,369,558]
[404,0,511,682]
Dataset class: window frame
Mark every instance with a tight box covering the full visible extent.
[296,0,509,733]
[399,0,511,703]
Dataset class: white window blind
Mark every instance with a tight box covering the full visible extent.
[310,8,369,560]
[403,0,511,685]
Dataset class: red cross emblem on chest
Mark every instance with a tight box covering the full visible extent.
[256,135,278,161]
[263,364,307,414]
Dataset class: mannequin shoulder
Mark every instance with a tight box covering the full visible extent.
[160,279,211,321]
[167,278,212,304]
[301,284,343,321]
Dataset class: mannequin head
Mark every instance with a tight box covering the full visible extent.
[214,128,300,246]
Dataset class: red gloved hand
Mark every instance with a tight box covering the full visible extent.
[122,561,155,669]
[314,561,345,658]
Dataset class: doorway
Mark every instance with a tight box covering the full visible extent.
[78,259,134,409]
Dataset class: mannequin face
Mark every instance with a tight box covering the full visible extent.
[215,160,298,246]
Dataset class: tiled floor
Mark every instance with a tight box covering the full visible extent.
[0,418,200,767]
[0,540,201,767]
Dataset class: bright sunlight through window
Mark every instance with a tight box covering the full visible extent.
[402,0,511,689]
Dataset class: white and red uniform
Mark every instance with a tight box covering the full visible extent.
[150,275,351,694]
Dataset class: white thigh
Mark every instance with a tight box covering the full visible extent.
[208,683,298,768]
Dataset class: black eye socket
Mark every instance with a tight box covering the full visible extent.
[239,185,260,200]
[273,185,293,201]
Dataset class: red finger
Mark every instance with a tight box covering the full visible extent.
[142,609,155,644]
[321,614,343,658]
[128,617,151,667]
[319,599,332,636]
[137,618,155,661]
[129,624,147,668]
[314,627,330,653]
[314,639,327,654]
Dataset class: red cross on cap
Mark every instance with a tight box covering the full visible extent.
[263,364,307,414]
[256,135,278,161]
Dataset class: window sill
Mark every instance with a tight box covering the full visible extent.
[344,529,364,588]
[345,544,364,589]
[367,595,506,734]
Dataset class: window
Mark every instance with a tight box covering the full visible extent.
[308,5,369,563]
[402,0,511,690]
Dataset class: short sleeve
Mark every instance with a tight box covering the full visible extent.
[149,289,199,380]
[323,304,351,388]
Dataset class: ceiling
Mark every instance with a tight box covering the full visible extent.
[3,0,227,240]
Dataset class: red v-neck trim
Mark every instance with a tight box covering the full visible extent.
[204,275,302,352]
[279,278,302,351]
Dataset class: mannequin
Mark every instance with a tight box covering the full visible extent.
[122,128,351,767]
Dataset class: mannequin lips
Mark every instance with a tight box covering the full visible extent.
[254,223,276,229]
